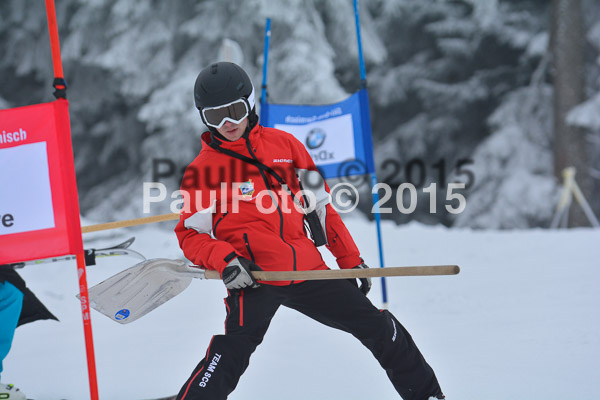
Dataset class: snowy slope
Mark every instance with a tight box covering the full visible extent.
[4,218,599,400]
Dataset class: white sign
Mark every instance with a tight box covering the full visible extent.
[0,142,55,235]
[275,113,355,166]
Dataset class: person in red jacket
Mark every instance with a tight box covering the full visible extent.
[174,62,444,400]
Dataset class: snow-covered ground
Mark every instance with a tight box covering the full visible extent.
[4,217,599,400]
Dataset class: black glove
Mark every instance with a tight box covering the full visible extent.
[350,263,372,295]
[221,257,262,290]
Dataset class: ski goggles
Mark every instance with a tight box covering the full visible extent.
[201,86,255,129]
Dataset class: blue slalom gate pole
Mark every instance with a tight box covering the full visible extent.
[260,18,271,126]
[353,0,388,307]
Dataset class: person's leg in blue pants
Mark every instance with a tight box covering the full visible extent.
[0,281,23,382]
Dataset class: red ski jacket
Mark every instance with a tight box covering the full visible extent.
[175,124,362,285]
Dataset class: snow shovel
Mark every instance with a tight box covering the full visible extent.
[83,258,460,324]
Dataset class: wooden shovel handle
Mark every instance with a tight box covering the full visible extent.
[203,265,460,281]
[81,213,179,233]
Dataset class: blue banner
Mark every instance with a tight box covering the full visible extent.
[260,89,374,179]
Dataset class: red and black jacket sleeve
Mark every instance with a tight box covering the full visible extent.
[174,159,238,274]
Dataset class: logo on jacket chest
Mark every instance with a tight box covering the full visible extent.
[273,158,293,164]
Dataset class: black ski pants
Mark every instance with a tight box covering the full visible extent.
[176,279,442,400]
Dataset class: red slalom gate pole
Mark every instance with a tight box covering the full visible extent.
[45,1,100,399]
[45,0,64,79]
[76,252,100,400]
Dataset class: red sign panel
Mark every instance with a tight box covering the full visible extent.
[0,100,83,264]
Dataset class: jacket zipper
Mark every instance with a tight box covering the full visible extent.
[243,233,256,263]
[245,139,297,282]
[213,211,228,237]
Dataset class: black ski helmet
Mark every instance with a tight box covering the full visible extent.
[194,62,255,111]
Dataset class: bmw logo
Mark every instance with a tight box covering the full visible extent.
[306,128,326,149]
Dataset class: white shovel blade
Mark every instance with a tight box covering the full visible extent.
[85,258,196,324]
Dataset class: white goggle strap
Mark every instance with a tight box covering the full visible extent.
[247,84,255,111]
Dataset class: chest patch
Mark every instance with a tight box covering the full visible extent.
[239,179,255,199]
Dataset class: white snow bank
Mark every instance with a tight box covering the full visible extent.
[5,219,599,400]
